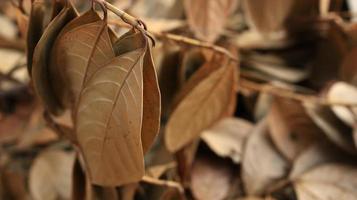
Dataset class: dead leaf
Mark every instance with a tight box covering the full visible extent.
[50,9,114,110]
[242,119,288,195]
[27,0,46,74]
[113,30,161,154]
[201,117,253,163]
[29,149,75,200]
[165,55,238,152]
[75,47,146,186]
[294,163,357,200]
[243,0,318,34]
[304,102,356,154]
[327,82,357,127]
[289,141,350,179]
[31,3,77,115]
[191,154,234,200]
[184,0,238,42]
[268,97,323,161]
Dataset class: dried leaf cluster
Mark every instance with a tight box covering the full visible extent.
[1,0,357,200]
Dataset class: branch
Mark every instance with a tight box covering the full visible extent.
[239,78,357,107]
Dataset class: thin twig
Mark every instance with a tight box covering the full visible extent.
[239,78,357,107]
[141,175,185,194]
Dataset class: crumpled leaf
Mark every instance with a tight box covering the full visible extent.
[184,0,237,42]
[29,149,75,200]
[31,2,77,115]
[242,119,288,195]
[201,117,253,163]
[165,54,238,152]
[294,163,357,200]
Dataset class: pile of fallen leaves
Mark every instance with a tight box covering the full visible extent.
[1,0,357,199]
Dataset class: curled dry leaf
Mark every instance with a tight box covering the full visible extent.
[31,3,77,115]
[191,155,234,200]
[201,117,253,163]
[304,102,356,154]
[294,164,357,200]
[165,54,238,152]
[50,9,115,110]
[267,97,323,161]
[27,0,46,74]
[29,149,75,200]
[242,119,288,195]
[184,0,238,42]
[113,30,161,154]
[327,82,357,127]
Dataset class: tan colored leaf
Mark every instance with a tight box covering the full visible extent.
[191,155,234,200]
[27,0,45,74]
[294,164,357,200]
[76,48,146,186]
[113,30,161,154]
[29,149,75,200]
[327,82,357,127]
[289,141,348,179]
[201,117,253,163]
[14,8,29,38]
[184,0,237,42]
[243,0,318,34]
[165,55,237,152]
[141,47,161,153]
[31,3,77,115]
[50,9,115,109]
[242,119,288,195]
[267,97,323,161]
[304,102,355,153]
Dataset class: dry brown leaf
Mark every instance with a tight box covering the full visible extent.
[27,0,46,74]
[304,102,356,154]
[29,149,75,200]
[327,82,357,127]
[243,0,318,34]
[165,55,237,152]
[141,44,161,153]
[31,3,77,115]
[191,155,234,200]
[76,47,146,186]
[242,119,288,195]
[50,9,114,109]
[289,141,348,179]
[113,30,161,154]
[294,164,357,200]
[201,117,253,163]
[14,8,29,38]
[184,0,237,42]
[267,97,323,161]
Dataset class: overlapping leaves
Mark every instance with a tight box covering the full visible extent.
[30,4,160,186]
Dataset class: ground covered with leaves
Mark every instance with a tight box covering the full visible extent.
[1,0,357,200]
